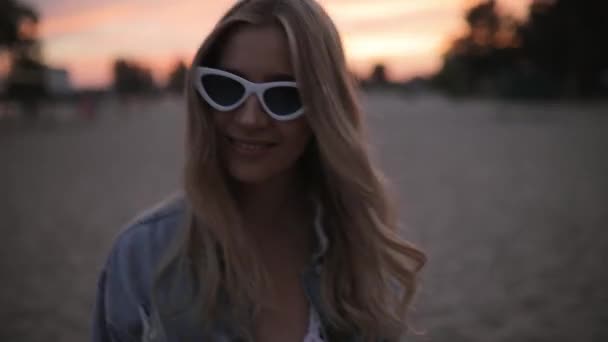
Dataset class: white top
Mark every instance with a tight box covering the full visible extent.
[302,200,327,342]
[303,306,324,342]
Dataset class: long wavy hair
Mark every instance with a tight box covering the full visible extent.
[153,0,426,340]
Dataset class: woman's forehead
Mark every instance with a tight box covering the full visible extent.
[218,24,295,83]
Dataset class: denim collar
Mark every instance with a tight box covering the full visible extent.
[148,196,336,342]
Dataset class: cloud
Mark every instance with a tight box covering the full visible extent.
[36,0,533,87]
[40,0,234,87]
[323,0,457,22]
[344,32,444,60]
[39,2,148,39]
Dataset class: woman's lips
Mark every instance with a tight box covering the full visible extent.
[227,136,277,157]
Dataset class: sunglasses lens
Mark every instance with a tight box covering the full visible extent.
[201,74,244,107]
[263,86,303,117]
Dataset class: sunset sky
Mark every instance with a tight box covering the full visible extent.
[22,0,531,89]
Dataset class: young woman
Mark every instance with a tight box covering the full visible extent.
[92,0,426,341]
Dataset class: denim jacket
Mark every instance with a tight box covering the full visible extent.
[91,194,364,342]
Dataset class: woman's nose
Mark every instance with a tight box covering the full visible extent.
[233,94,270,127]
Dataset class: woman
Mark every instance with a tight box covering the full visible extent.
[92,0,425,341]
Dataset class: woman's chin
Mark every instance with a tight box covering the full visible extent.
[227,166,275,185]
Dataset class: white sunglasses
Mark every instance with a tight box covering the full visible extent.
[193,67,305,121]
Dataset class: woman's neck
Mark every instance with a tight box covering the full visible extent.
[235,169,309,232]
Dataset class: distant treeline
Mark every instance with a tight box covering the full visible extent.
[0,0,189,100]
[111,59,187,96]
[432,0,608,99]
[3,0,607,102]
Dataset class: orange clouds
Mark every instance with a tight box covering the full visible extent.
[40,1,233,87]
[37,0,532,88]
[41,2,145,38]
[324,0,464,79]
[40,1,230,40]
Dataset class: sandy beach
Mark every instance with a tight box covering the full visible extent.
[1,93,607,341]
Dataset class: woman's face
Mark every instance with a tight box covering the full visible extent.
[212,24,313,184]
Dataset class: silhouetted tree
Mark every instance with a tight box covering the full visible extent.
[434,0,608,98]
[166,60,187,94]
[519,0,608,97]
[112,59,157,95]
[370,64,388,84]
[360,63,391,90]
[433,0,521,96]
[1,0,47,117]
[0,0,38,47]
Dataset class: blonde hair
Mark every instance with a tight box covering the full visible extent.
[154,0,426,340]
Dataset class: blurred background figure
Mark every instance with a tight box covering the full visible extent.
[0,0,607,341]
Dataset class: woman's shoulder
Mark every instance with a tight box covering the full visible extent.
[105,191,188,284]
[124,191,188,236]
[93,192,189,340]
[109,192,187,269]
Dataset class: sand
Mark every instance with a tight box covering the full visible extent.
[1,93,606,341]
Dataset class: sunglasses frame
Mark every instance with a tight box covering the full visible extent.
[193,67,305,121]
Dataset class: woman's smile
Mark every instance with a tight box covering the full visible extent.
[226,135,279,158]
